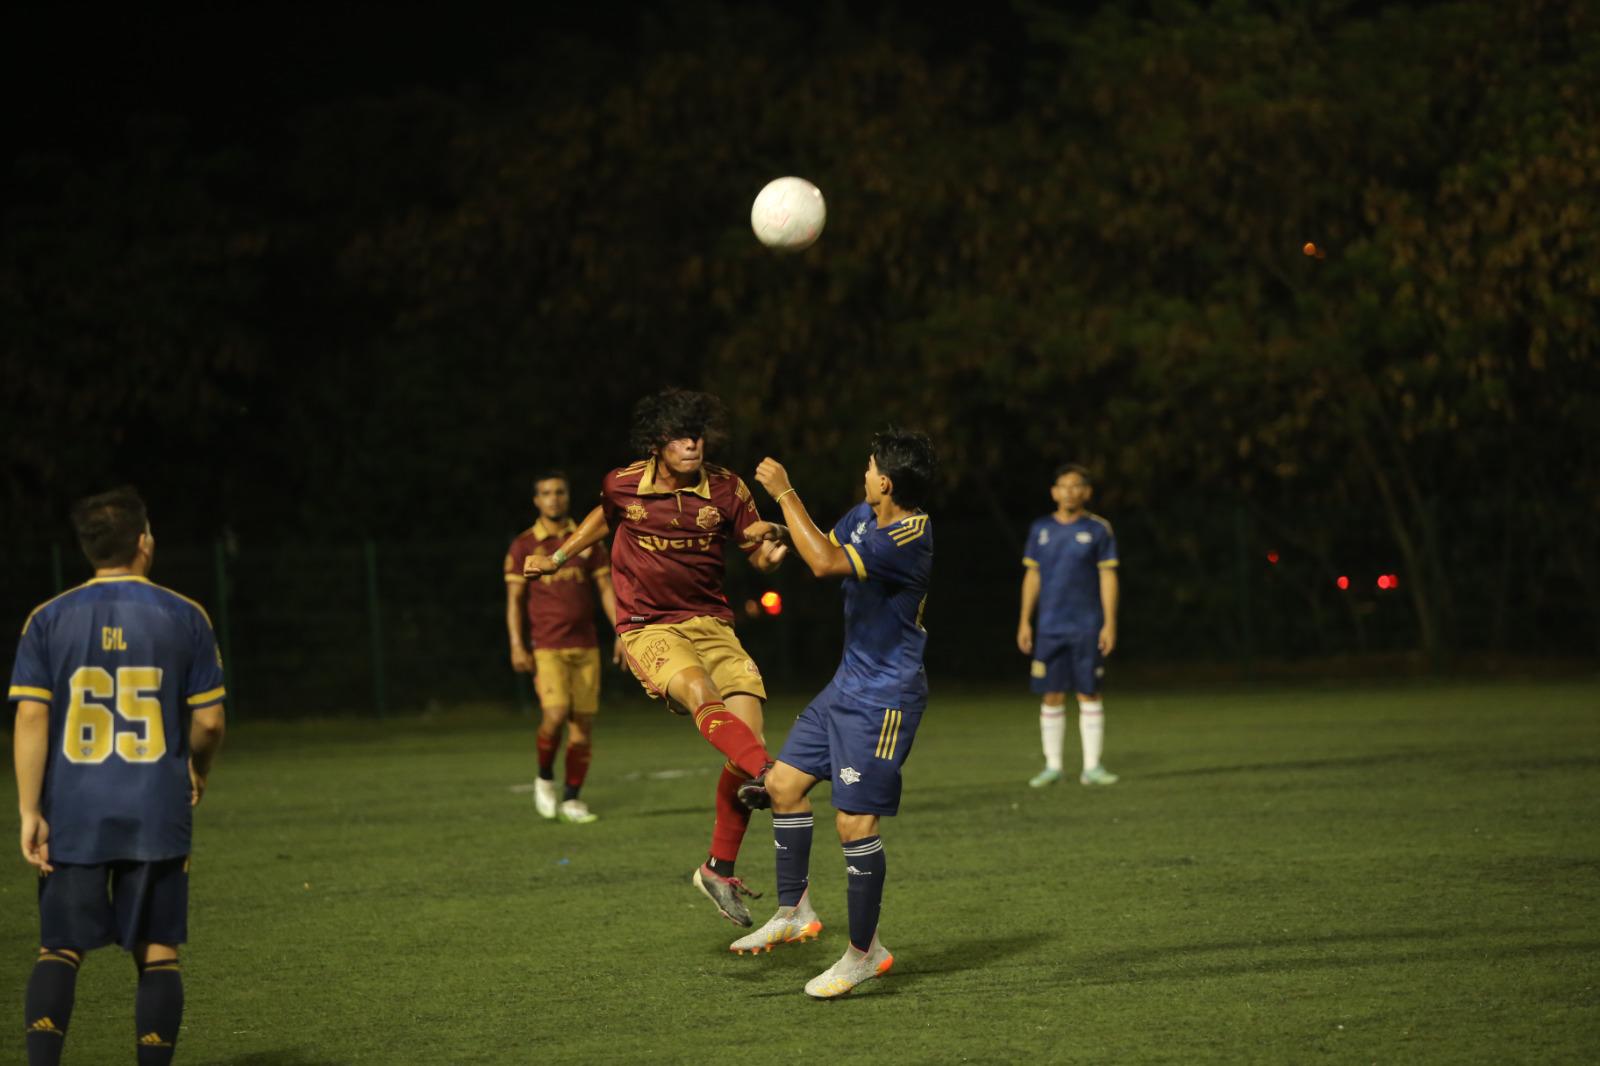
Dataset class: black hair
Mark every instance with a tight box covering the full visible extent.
[872,428,938,512]
[71,486,148,568]
[531,471,570,495]
[629,388,727,457]
[1054,462,1092,486]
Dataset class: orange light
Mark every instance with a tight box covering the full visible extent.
[1336,575,1350,590]
[760,591,783,615]
[1302,241,1317,256]
[1266,551,1280,565]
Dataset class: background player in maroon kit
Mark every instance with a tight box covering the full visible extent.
[523,389,789,928]
[505,471,619,824]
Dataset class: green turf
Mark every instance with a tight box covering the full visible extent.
[2,679,1597,1064]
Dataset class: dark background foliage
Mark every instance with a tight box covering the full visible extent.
[4,1,1596,708]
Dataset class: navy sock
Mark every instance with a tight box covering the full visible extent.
[773,812,814,907]
[134,960,183,1066]
[25,949,79,1066]
[842,835,887,952]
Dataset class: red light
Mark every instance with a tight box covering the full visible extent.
[1376,575,1391,590]
[1266,551,1280,565]
[760,591,782,616]
[1336,575,1350,590]
[1385,573,1399,589]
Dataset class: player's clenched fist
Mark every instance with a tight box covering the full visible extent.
[523,553,558,577]
[754,458,793,500]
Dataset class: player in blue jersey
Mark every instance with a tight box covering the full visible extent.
[1016,464,1120,787]
[738,429,936,998]
[9,487,227,1066]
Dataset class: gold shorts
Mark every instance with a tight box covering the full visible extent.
[618,616,767,706]
[533,647,601,715]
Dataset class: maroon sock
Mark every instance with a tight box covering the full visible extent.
[691,701,769,779]
[710,762,751,866]
[564,742,592,794]
[536,732,559,778]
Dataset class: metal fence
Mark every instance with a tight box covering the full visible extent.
[2,507,1592,718]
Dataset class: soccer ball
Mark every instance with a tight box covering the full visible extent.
[750,177,826,251]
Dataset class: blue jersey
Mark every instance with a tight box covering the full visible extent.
[827,502,933,709]
[1023,513,1118,637]
[8,576,225,865]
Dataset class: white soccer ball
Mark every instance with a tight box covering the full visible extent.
[750,177,826,251]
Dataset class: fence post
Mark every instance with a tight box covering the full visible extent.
[213,540,238,720]
[50,544,64,593]
[364,540,388,718]
[1234,505,1255,681]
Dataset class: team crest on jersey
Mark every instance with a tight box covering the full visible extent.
[696,505,723,530]
[1039,529,1049,545]
[1076,531,1093,544]
[838,767,862,785]
[853,520,868,543]
[744,659,761,677]
[625,503,648,522]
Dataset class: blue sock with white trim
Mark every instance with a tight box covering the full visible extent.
[842,835,886,951]
[772,812,813,906]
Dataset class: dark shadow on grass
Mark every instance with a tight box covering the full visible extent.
[1072,928,1600,985]
[1142,751,1431,778]
[733,932,1050,998]
[207,1051,348,1066]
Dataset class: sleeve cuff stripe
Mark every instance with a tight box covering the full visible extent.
[592,566,612,576]
[9,686,52,701]
[187,687,226,706]
[504,574,527,584]
[843,545,867,580]
[1021,558,1039,568]
[1098,560,1119,568]
[828,531,840,546]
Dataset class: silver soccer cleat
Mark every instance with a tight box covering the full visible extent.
[804,934,894,998]
[729,889,823,955]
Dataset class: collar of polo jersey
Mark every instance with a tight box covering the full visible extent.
[532,516,577,541]
[637,457,712,498]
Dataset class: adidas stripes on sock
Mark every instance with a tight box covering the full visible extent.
[134,958,183,1066]
[773,812,814,907]
[842,835,887,952]
[25,949,79,1066]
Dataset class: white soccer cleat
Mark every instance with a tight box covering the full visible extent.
[804,935,893,999]
[559,799,598,824]
[1079,765,1120,786]
[534,778,559,819]
[730,889,823,955]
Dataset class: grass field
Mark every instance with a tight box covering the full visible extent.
[2,678,1597,1064]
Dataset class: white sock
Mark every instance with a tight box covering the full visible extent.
[1040,703,1067,771]
[1079,699,1105,772]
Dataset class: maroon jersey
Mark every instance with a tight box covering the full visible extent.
[600,459,761,632]
[504,518,611,649]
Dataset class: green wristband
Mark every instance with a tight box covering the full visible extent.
[551,548,569,567]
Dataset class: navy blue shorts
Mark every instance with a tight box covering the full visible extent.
[777,681,923,816]
[1029,631,1105,696]
[38,857,189,952]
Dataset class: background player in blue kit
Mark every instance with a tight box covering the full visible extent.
[741,429,936,998]
[1016,464,1120,787]
[9,487,227,1066]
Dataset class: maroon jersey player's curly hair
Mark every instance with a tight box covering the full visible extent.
[629,388,728,457]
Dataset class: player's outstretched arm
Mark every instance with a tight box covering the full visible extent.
[754,458,855,579]
[189,703,226,807]
[525,505,610,577]
[13,699,52,872]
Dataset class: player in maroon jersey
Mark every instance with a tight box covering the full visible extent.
[524,389,788,928]
[505,471,619,824]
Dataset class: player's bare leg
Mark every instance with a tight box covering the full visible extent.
[732,761,825,954]
[559,712,598,823]
[667,667,773,926]
[806,810,894,998]
[133,942,184,1064]
[533,701,569,819]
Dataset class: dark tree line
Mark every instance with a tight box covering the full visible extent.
[4,0,1596,660]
